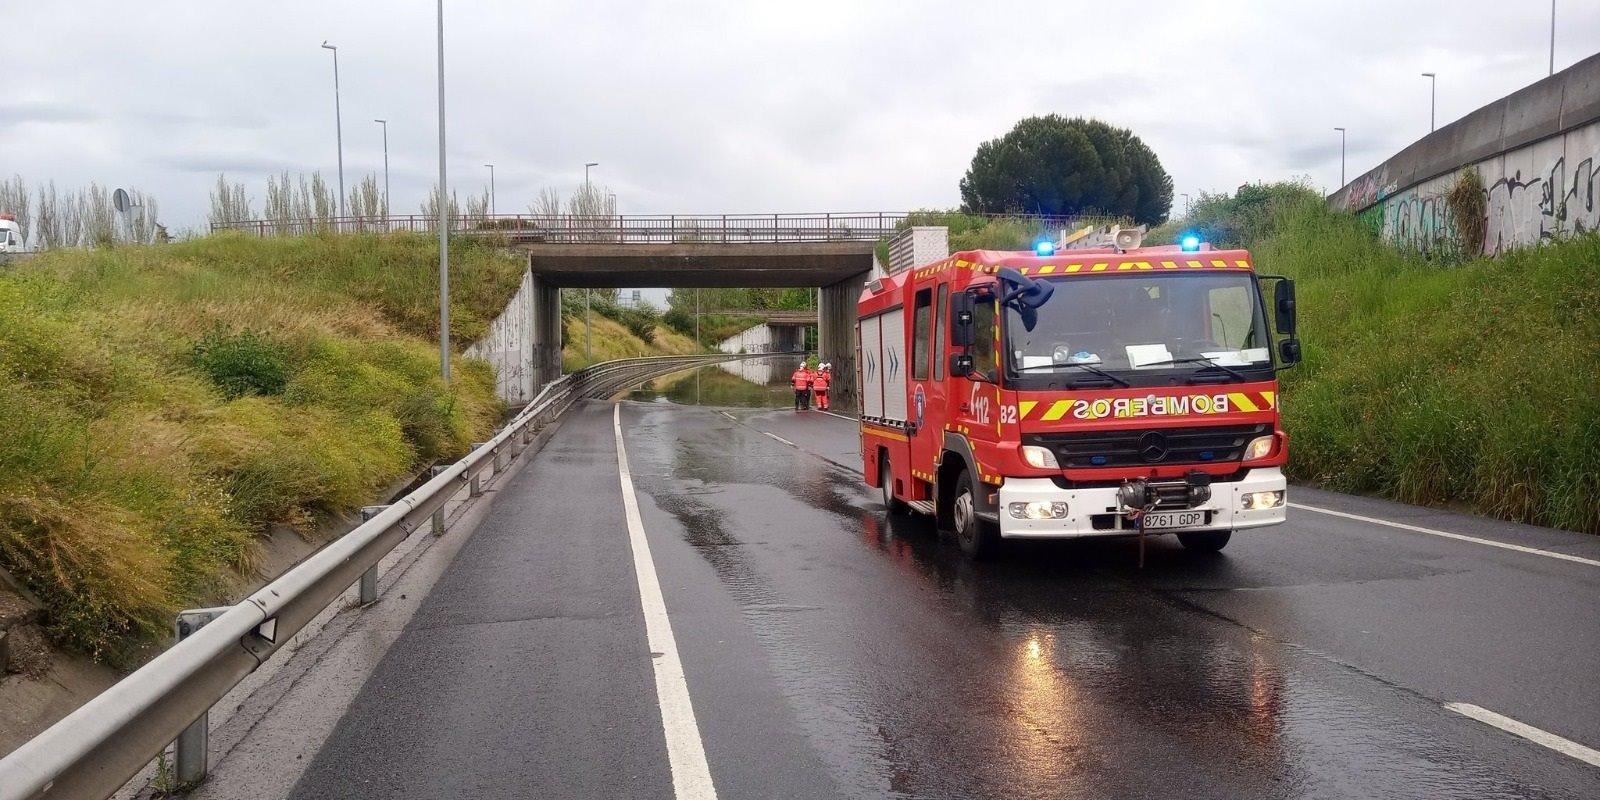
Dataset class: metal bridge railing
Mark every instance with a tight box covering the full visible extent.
[207,212,1080,244]
[0,352,785,800]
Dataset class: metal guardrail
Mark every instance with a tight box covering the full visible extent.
[0,352,785,800]
[208,212,1080,244]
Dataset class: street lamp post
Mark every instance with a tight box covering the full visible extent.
[1180,192,1191,218]
[374,119,389,216]
[435,0,450,383]
[321,42,345,220]
[1422,72,1437,132]
[1334,127,1347,186]
[484,164,495,216]
[583,162,598,363]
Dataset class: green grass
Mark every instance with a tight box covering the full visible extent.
[0,232,522,662]
[1207,189,1600,534]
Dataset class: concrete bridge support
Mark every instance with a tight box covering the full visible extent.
[819,271,869,409]
[465,259,563,406]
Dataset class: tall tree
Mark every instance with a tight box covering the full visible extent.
[958,115,1173,226]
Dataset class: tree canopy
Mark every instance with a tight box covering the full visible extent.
[958,115,1174,226]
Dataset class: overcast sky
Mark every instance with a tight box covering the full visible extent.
[4,1,1596,233]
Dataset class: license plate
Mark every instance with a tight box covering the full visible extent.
[1143,510,1207,530]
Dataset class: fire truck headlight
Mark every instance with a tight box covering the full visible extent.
[1241,490,1285,510]
[1009,501,1069,520]
[1243,435,1276,461]
[1020,445,1059,469]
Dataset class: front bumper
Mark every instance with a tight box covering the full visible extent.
[996,467,1287,538]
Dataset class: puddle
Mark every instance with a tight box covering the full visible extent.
[628,356,806,409]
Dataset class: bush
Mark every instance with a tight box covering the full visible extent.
[192,327,288,398]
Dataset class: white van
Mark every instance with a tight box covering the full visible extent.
[0,214,25,253]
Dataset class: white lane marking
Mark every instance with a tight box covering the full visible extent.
[814,409,856,422]
[1292,502,1600,568]
[1445,702,1600,768]
[718,411,736,421]
[763,431,797,448]
[613,404,720,799]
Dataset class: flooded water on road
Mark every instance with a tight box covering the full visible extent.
[627,355,807,409]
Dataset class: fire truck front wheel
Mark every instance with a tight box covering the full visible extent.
[952,469,999,559]
[1177,530,1232,552]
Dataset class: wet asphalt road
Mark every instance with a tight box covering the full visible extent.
[291,399,1599,799]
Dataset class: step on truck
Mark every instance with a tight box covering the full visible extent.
[858,228,1302,558]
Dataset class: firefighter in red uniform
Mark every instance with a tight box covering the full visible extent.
[790,364,814,411]
[812,363,831,410]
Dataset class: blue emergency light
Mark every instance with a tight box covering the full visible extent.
[1034,240,1056,256]
[1180,234,1201,252]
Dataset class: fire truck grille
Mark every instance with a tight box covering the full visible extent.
[1026,423,1271,468]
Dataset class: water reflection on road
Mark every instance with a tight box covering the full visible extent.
[627,355,805,409]
[621,401,1580,799]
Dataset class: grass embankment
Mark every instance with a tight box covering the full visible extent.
[561,314,701,370]
[1160,185,1600,534]
[0,233,523,662]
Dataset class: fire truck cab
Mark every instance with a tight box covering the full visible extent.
[858,234,1301,558]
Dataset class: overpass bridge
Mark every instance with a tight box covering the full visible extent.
[212,212,1067,406]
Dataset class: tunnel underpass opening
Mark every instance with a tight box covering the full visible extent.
[482,240,875,407]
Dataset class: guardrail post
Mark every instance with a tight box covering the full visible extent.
[467,443,487,496]
[356,506,391,605]
[172,606,232,788]
[430,466,448,535]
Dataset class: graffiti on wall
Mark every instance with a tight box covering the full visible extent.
[1372,125,1600,257]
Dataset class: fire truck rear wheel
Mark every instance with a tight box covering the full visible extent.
[879,451,907,515]
[1177,530,1232,552]
[952,470,998,559]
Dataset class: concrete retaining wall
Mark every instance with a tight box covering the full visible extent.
[464,258,562,405]
[1328,52,1600,256]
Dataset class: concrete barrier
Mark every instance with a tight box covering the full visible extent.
[1329,52,1600,256]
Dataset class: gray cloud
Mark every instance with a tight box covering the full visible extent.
[2,0,1596,230]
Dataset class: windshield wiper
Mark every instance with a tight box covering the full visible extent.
[1141,356,1249,381]
[1013,361,1130,387]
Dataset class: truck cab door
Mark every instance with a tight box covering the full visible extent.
[907,285,941,492]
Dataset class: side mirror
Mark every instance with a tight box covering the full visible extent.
[1278,337,1302,365]
[948,352,974,377]
[1274,279,1297,336]
[950,291,976,347]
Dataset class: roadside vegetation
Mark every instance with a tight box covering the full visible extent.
[561,293,701,370]
[0,232,523,662]
[1157,182,1600,534]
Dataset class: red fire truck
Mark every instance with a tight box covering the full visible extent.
[858,232,1301,558]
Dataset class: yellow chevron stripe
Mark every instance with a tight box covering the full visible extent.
[1227,392,1258,412]
[1040,400,1073,421]
[1261,391,1276,408]
[1091,262,1109,272]
[1018,400,1038,419]
[1187,260,1204,269]
[1038,264,1057,274]
[1235,259,1251,269]
[1161,260,1179,269]
[1065,263,1082,273]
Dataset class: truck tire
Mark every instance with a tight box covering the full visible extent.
[1177,530,1232,552]
[952,468,998,559]
[879,451,907,515]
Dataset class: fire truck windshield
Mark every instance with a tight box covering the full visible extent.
[1003,271,1272,385]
